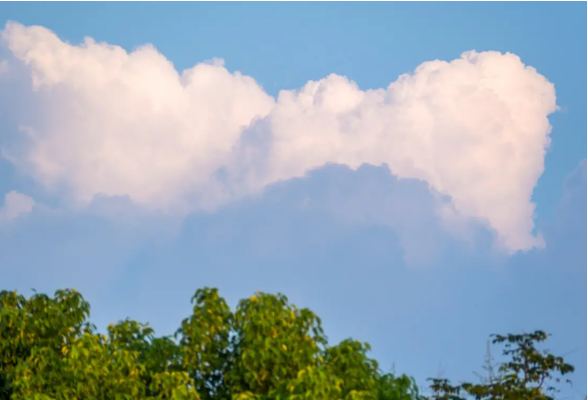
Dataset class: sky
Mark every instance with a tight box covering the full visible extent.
[0,2,585,397]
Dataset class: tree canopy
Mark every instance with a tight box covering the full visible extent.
[0,288,578,400]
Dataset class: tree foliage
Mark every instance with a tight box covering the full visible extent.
[0,288,422,400]
[427,331,576,400]
[0,288,578,400]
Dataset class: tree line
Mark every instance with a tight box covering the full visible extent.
[0,288,578,400]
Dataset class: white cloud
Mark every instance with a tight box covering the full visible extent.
[0,191,35,221]
[0,22,558,252]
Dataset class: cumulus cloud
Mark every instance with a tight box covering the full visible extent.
[0,22,558,251]
[0,190,35,221]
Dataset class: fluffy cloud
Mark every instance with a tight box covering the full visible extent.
[0,22,558,251]
[0,190,35,221]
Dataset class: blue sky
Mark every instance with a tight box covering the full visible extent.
[0,2,585,397]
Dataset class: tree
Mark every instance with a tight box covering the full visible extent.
[0,289,200,400]
[0,287,423,400]
[1,288,578,400]
[427,331,576,400]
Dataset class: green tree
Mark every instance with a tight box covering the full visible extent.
[427,331,576,400]
[377,374,423,400]
[0,289,95,400]
[227,291,327,397]
[176,288,233,399]
[0,289,198,400]
[4,287,577,400]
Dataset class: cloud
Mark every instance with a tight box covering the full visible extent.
[0,190,35,221]
[0,22,558,251]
